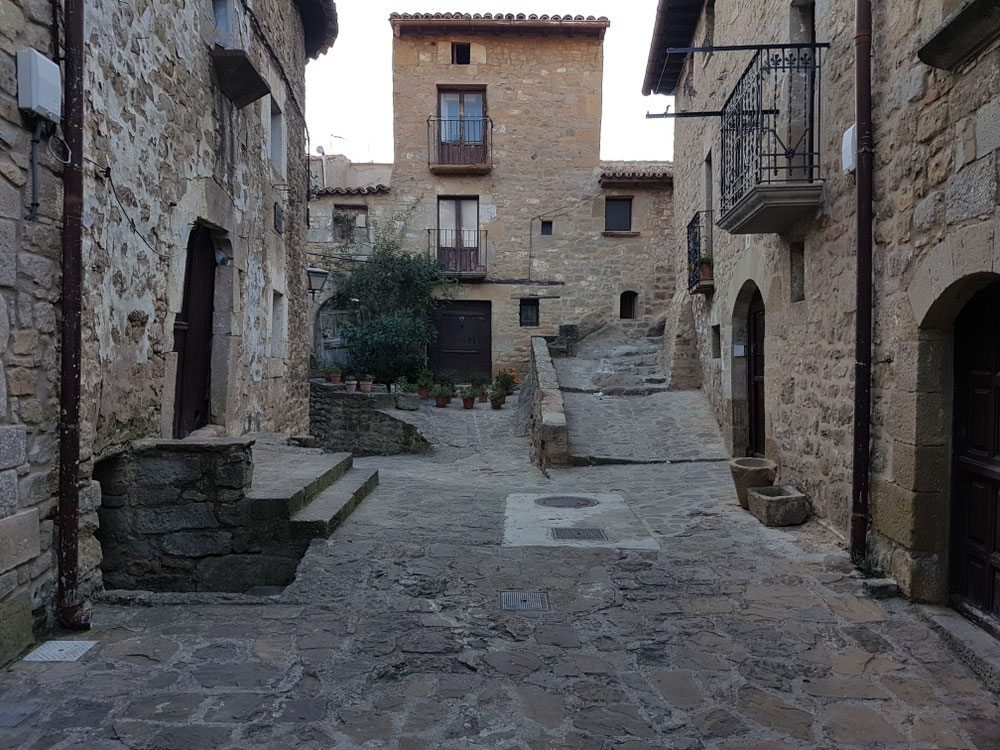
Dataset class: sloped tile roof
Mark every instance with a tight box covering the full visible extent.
[311,184,391,197]
[642,0,704,95]
[600,160,673,186]
[389,12,610,35]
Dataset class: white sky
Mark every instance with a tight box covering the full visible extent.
[304,1,675,163]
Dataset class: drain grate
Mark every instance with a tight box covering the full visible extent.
[551,527,607,541]
[22,640,97,662]
[0,703,38,728]
[534,495,599,509]
[500,591,550,611]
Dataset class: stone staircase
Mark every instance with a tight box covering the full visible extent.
[554,330,673,397]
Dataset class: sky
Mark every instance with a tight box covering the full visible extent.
[304,1,675,164]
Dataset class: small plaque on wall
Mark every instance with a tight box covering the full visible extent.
[733,344,746,357]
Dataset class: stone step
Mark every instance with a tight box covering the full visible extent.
[600,385,671,397]
[289,467,379,539]
[247,447,353,517]
[643,375,667,384]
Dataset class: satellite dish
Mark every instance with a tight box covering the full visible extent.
[316,146,325,155]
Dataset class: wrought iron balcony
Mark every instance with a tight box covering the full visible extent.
[427,229,487,279]
[428,117,493,174]
[687,211,714,295]
[719,45,825,234]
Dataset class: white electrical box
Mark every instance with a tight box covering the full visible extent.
[842,124,857,175]
[16,49,62,122]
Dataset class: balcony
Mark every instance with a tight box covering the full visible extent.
[687,211,714,295]
[428,117,493,174]
[428,229,487,280]
[718,45,825,235]
[210,0,270,108]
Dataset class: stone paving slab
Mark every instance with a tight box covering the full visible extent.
[503,492,658,550]
[1,395,998,749]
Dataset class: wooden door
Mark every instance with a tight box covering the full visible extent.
[173,226,217,438]
[438,90,486,166]
[430,301,492,379]
[952,282,1000,629]
[747,290,766,457]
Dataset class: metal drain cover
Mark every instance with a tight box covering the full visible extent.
[0,703,38,728]
[551,527,607,541]
[535,495,599,509]
[22,640,97,662]
[500,591,550,611]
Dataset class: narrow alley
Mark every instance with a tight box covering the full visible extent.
[1,388,997,749]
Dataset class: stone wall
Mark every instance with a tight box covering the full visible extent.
[95,439,304,593]
[522,337,570,468]
[662,0,1000,601]
[309,382,431,456]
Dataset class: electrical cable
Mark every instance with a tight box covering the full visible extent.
[25,120,43,221]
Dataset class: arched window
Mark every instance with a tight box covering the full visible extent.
[620,291,638,320]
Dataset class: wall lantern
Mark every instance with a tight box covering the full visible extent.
[307,267,329,298]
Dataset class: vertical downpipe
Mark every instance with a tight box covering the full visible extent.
[850,0,874,563]
[57,0,90,630]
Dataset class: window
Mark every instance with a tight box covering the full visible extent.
[270,291,287,358]
[269,98,285,176]
[605,198,633,232]
[439,89,485,143]
[790,242,805,302]
[451,42,471,65]
[540,220,553,236]
[437,197,480,273]
[620,291,638,320]
[333,205,367,241]
[520,298,539,327]
[711,325,722,358]
[213,0,234,40]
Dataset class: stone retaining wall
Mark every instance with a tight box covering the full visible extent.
[95,439,304,593]
[524,337,570,468]
[309,382,430,456]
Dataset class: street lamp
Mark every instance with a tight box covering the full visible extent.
[307,267,329,299]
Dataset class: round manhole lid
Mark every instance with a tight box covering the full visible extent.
[535,495,598,509]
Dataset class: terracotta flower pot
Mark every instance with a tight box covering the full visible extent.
[359,381,373,393]
[345,381,358,393]
[699,264,712,281]
[419,386,429,399]
[330,373,342,384]
[729,457,778,509]
[478,392,488,403]
[462,397,475,409]
[490,399,502,410]
[435,396,449,408]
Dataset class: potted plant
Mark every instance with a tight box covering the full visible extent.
[324,365,342,384]
[488,385,504,410]
[441,383,456,405]
[431,384,451,408]
[470,372,491,403]
[360,374,374,394]
[697,256,713,281]
[493,370,516,404]
[344,374,358,393]
[416,369,434,400]
[459,385,477,409]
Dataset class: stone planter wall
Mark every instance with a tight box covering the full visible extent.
[524,337,570,468]
[95,439,304,593]
[309,382,430,456]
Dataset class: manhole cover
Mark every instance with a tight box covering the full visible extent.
[535,495,599,509]
[551,527,607,541]
[22,640,97,662]
[500,591,550,611]
[0,703,38,728]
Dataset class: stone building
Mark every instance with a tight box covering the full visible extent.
[0,0,337,663]
[308,13,675,377]
[645,0,1000,627]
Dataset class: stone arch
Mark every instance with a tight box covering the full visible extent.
[730,279,764,458]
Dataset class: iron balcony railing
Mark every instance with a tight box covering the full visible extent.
[687,210,714,293]
[427,117,493,169]
[427,229,487,276]
[720,45,824,215]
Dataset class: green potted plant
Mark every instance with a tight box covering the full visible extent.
[360,374,374,394]
[697,256,713,281]
[470,372,491,403]
[344,374,358,393]
[493,370,516,404]
[431,384,451,408]
[488,385,504,410]
[458,385,477,409]
[416,369,434,400]
[325,365,341,384]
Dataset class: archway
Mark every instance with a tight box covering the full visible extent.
[731,280,765,457]
[620,291,638,320]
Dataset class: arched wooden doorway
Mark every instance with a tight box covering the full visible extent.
[951,281,1000,629]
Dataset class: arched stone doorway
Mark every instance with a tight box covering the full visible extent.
[731,280,765,458]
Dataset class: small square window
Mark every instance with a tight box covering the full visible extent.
[520,298,539,327]
[540,220,553,236]
[452,43,471,65]
[605,197,632,232]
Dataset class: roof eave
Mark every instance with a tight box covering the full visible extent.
[642,0,703,96]
[296,0,339,59]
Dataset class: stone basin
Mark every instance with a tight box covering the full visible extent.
[728,457,777,509]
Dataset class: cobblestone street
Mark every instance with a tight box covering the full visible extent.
[2,394,999,749]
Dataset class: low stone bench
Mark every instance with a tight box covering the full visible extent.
[747,485,810,527]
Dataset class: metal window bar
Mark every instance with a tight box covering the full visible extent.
[687,210,714,291]
[720,45,823,215]
[427,229,488,274]
[428,117,493,167]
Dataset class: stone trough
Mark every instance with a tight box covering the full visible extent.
[747,485,810,527]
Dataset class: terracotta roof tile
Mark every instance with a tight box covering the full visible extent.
[600,160,673,185]
[389,12,609,34]
[389,12,609,22]
[311,184,390,197]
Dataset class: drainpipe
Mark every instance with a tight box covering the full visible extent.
[56,0,90,630]
[850,0,874,563]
